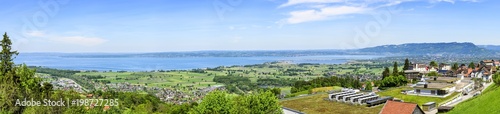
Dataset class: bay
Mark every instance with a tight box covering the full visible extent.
[14,53,382,71]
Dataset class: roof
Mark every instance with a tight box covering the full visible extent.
[414,83,454,89]
[380,100,424,114]
[482,60,493,63]
[404,70,420,73]
[423,102,436,106]
[282,107,305,114]
[427,77,459,83]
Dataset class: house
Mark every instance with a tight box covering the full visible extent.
[481,60,494,66]
[412,63,428,72]
[439,63,451,71]
[379,100,425,114]
[87,94,93,98]
[409,76,471,96]
[404,70,421,81]
[471,61,497,82]
[413,82,455,96]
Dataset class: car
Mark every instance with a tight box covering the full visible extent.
[473,92,481,97]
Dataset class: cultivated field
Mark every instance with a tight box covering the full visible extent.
[74,62,385,93]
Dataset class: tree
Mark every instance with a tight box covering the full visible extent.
[270,88,281,96]
[430,61,438,68]
[469,62,476,69]
[246,91,281,114]
[427,71,440,77]
[380,75,408,87]
[365,81,373,91]
[452,63,459,72]
[403,58,410,70]
[382,67,390,79]
[190,91,231,114]
[0,32,18,77]
[392,62,399,76]
[493,72,500,85]
[0,33,25,113]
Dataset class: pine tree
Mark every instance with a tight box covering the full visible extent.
[469,62,476,69]
[452,63,459,72]
[0,33,42,113]
[0,32,18,77]
[430,61,438,68]
[0,32,21,113]
[382,67,390,79]
[403,58,410,70]
[393,62,399,76]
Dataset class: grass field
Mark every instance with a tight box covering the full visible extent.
[311,86,343,93]
[281,93,383,114]
[446,84,500,114]
[376,87,460,107]
[73,63,385,93]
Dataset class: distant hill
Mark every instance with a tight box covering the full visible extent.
[357,42,494,55]
[478,45,500,51]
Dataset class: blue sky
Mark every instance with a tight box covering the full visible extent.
[0,0,498,52]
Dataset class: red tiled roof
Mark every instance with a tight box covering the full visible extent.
[380,100,421,114]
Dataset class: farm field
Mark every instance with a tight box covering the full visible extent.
[74,62,385,93]
[281,93,383,114]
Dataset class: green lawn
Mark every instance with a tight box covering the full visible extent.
[377,87,460,107]
[446,84,500,114]
[281,93,383,114]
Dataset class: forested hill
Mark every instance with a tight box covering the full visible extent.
[357,42,495,55]
[478,45,500,51]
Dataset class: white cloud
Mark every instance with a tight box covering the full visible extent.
[50,36,107,46]
[23,31,107,46]
[26,31,46,37]
[279,0,344,8]
[279,0,480,24]
[286,6,367,24]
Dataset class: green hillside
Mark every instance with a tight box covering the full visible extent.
[447,85,500,114]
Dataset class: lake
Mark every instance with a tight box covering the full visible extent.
[14,53,383,71]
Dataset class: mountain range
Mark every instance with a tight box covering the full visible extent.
[357,42,497,55]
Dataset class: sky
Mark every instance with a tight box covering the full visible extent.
[0,0,499,52]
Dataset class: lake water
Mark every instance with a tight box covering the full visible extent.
[14,53,382,71]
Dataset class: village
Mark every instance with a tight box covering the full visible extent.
[320,59,499,114]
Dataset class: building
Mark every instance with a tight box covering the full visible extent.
[404,70,421,81]
[409,76,474,97]
[282,107,305,114]
[439,63,451,71]
[412,63,429,72]
[471,60,498,82]
[379,100,425,114]
[412,81,455,96]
